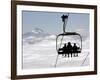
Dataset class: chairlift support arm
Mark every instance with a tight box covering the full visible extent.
[61,14,69,33]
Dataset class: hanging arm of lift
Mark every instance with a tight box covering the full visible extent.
[61,14,69,33]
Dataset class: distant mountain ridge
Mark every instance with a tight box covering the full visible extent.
[23,28,50,39]
[22,28,53,44]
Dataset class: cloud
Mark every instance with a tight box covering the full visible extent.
[75,28,89,41]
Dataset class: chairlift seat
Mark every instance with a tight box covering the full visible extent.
[58,48,64,54]
[57,44,81,55]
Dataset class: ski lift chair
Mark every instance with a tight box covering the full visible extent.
[56,32,82,55]
[55,14,82,67]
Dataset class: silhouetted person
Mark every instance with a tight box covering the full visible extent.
[72,43,78,57]
[62,43,67,57]
[67,42,72,57]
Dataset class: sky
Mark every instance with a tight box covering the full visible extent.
[22,11,89,35]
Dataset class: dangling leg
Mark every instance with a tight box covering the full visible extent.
[73,52,75,57]
[66,53,68,57]
[76,53,78,57]
[68,53,69,58]
[65,53,66,57]
[71,53,72,57]
[62,54,64,57]
[74,53,75,57]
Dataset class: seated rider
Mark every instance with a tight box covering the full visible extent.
[62,43,67,57]
[72,43,78,57]
[66,42,72,57]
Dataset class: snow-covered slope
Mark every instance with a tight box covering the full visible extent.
[22,28,90,69]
